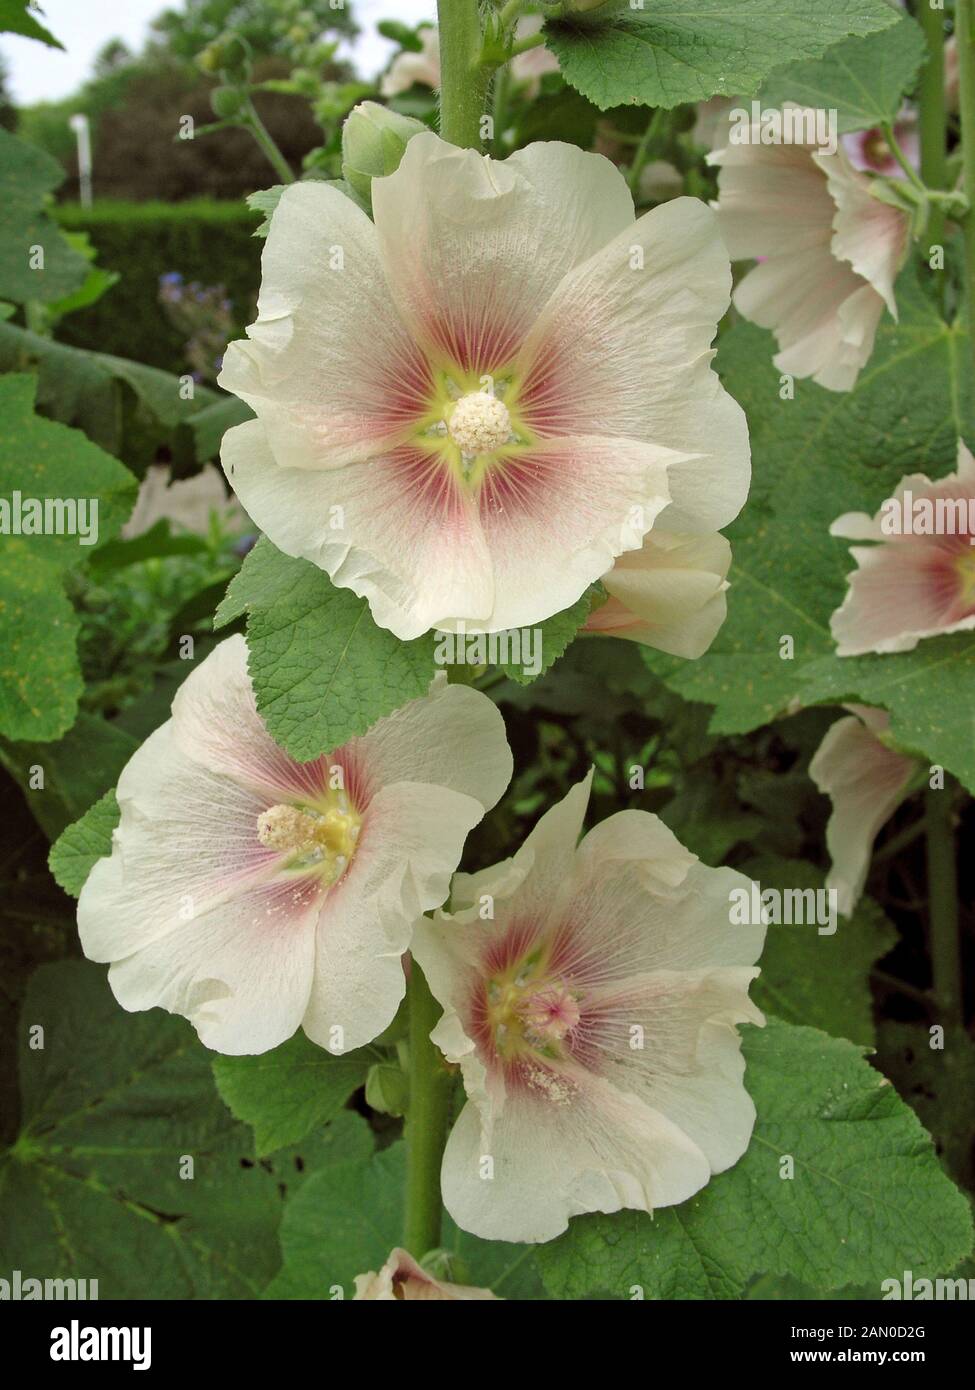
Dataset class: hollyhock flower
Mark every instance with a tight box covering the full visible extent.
[842,109,920,178]
[830,441,975,655]
[77,635,511,1055]
[412,774,766,1243]
[219,131,749,639]
[809,705,919,916]
[122,462,247,539]
[711,123,911,391]
[583,530,731,658]
[380,27,441,98]
[353,1248,499,1300]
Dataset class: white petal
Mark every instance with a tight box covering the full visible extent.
[809,710,919,914]
[372,133,634,371]
[219,180,430,470]
[516,196,750,533]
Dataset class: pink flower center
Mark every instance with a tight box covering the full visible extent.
[485,966,582,1060]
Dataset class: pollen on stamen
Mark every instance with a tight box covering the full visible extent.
[447,391,512,457]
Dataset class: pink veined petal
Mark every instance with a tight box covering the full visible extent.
[371,133,635,373]
[218,180,433,471]
[810,709,919,915]
[79,719,291,964]
[223,418,496,640]
[107,871,321,1055]
[303,782,494,1053]
[515,196,749,534]
[818,146,910,317]
[831,535,975,654]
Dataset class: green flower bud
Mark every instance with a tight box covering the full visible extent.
[210,85,248,120]
[341,101,428,206]
[365,1061,409,1117]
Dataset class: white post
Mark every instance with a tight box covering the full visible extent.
[68,113,92,208]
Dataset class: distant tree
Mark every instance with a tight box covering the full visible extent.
[92,39,135,78]
[149,0,356,62]
[0,55,16,131]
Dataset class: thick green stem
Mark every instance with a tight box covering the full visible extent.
[924,784,963,1032]
[437,0,490,149]
[957,0,975,376]
[243,96,295,183]
[403,960,453,1258]
[918,0,947,251]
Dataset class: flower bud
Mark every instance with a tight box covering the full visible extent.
[210,85,247,120]
[365,1061,409,1117]
[341,101,427,206]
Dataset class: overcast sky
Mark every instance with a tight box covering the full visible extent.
[0,0,435,104]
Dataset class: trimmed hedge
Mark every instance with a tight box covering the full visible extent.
[55,200,262,373]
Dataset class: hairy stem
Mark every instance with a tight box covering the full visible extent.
[403,960,452,1258]
[437,0,490,149]
[957,0,975,377]
[918,0,947,251]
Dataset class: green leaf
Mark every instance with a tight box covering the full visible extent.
[266,1139,547,1300]
[0,0,63,47]
[760,16,927,135]
[0,319,223,469]
[543,0,900,112]
[499,585,602,685]
[0,713,136,839]
[212,1031,376,1157]
[48,788,120,897]
[0,129,87,304]
[0,374,137,740]
[644,269,975,790]
[184,392,254,464]
[0,961,284,1298]
[536,1018,973,1299]
[246,185,287,237]
[215,538,436,761]
[748,857,896,1045]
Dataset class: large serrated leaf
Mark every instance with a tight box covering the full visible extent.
[544,0,900,112]
[536,1018,973,1299]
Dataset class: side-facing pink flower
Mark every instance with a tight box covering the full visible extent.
[77,636,512,1055]
[584,529,731,657]
[353,1248,499,1300]
[842,109,920,178]
[830,441,975,655]
[219,132,749,639]
[412,774,765,1243]
[809,706,919,916]
[711,124,911,391]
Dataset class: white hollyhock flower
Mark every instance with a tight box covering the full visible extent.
[380,28,441,98]
[412,774,765,1243]
[353,1248,499,1300]
[830,441,975,655]
[584,530,731,657]
[77,635,512,1056]
[219,132,749,639]
[809,705,919,916]
[711,122,910,392]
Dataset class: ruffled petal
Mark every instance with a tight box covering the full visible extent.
[371,133,634,373]
[515,196,749,532]
[219,180,431,469]
[809,708,919,914]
